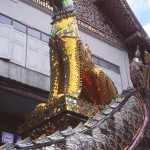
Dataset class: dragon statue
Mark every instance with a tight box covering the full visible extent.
[44,0,117,104]
[0,0,150,149]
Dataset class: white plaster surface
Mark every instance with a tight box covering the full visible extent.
[0,0,132,91]
[0,0,52,34]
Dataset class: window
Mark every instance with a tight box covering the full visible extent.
[93,56,99,65]
[0,23,12,60]
[42,33,49,43]
[110,63,120,74]
[0,14,50,42]
[0,15,11,25]
[99,59,110,69]
[28,27,40,39]
[92,55,122,93]
[13,21,27,33]
[92,55,120,75]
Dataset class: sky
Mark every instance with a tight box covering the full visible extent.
[126,0,150,37]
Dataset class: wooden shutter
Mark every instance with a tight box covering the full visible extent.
[0,23,12,59]
[26,35,41,72]
[10,29,26,66]
[40,42,50,76]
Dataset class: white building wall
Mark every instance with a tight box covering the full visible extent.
[80,31,132,91]
[0,0,132,92]
[0,0,52,34]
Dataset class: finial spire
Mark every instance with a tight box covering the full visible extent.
[135,45,141,59]
[134,45,144,65]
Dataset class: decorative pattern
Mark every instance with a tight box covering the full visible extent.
[130,46,145,90]
[144,51,150,88]
[2,89,147,150]
[1,1,150,149]
[20,0,150,53]
[47,0,118,113]
[130,46,150,90]
[1,49,150,150]
[76,0,124,46]
[99,0,138,38]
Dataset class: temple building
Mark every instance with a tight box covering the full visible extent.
[0,0,150,149]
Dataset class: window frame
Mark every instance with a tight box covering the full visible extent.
[13,20,27,33]
[0,13,50,43]
[0,14,12,25]
[92,55,120,75]
[28,27,41,39]
[41,32,49,43]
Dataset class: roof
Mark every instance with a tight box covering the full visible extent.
[1,88,148,150]
[96,0,150,57]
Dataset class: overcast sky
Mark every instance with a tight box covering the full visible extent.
[126,0,150,36]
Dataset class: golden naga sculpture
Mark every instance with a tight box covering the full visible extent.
[130,46,150,90]
[2,1,150,147]
[36,0,118,113]
[144,51,150,88]
[17,0,118,138]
